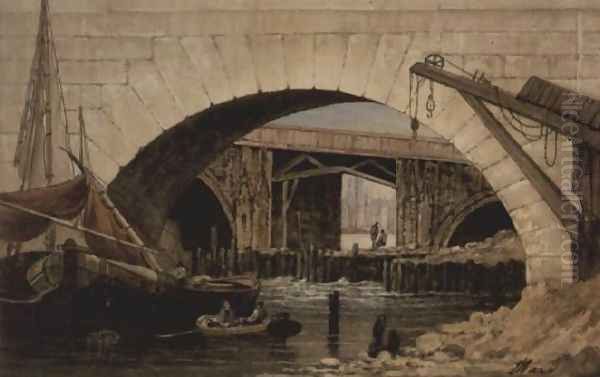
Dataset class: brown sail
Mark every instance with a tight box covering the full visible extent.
[82,181,153,268]
[0,176,88,242]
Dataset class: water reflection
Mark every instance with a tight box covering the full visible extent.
[0,278,509,377]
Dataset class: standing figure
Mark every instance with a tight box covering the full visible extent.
[369,222,380,250]
[375,229,388,249]
[368,314,387,357]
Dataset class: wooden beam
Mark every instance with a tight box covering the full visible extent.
[274,166,396,189]
[411,62,600,151]
[461,93,573,227]
[276,153,324,177]
[285,179,300,210]
[282,180,288,249]
[351,159,396,178]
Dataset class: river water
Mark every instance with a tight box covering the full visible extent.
[0,278,510,377]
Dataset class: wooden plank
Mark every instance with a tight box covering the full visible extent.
[411,63,600,151]
[461,92,574,227]
[274,166,396,188]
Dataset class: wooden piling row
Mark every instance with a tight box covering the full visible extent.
[385,259,525,296]
[190,248,525,297]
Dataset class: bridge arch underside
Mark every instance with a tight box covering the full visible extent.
[97,35,578,286]
[170,177,234,252]
[435,194,515,249]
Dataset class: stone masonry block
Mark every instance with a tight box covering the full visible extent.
[497,179,542,212]
[505,55,550,78]
[181,36,234,105]
[214,35,258,98]
[339,34,380,96]
[153,38,211,113]
[520,226,571,257]
[61,61,127,84]
[464,55,505,78]
[441,32,577,55]
[466,136,507,170]
[101,84,162,148]
[283,34,314,90]
[510,199,561,234]
[451,115,491,154]
[129,60,185,129]
[55,37,152,60]
[482,156,524,191]
[314,34,347,91]
[250,34,287,92]
[438,10,576,32]
[429,97,475,140]
[365,34,411,102]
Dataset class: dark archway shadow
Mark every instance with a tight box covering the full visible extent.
[447,201,515,247]
[170,179,233,252]
[108,89,367,246]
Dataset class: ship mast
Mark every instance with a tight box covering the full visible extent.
[14,0,73,190]
[13,0,74,250]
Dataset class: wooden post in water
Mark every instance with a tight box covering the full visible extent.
[316,250,324,283]
[209,226,217,275]
[312,248,320,283]
[296,250,303,279]
[251,249,259,277]
[218,248,226,277]
[328,290,340,337]
[279,251,287,276]
[304,245,312,281]
[391,259,398,292]
[265,256,272,279]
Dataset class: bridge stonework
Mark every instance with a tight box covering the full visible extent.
[199,145,273,251]
[396,159,495,250]
[1,1,596,285]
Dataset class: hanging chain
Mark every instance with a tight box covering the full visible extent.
[426,79,436,118]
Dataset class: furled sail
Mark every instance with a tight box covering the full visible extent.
[82,180,153,268]
[0,176,88,242]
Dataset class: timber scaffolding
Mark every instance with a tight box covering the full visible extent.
[190,247,525,297]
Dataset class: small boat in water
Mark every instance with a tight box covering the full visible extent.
[196,315,270,337]
[155,312,302,343]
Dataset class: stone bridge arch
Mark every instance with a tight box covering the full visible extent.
[101,34,574,286]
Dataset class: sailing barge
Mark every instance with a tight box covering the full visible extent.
[0,0,259,341]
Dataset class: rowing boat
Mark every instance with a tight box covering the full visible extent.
[195,315,270,337]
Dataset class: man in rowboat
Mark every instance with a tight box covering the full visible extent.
[216,300,237,326]
[241,301,268,325]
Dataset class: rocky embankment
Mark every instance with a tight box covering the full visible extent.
[411,275,600,377]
